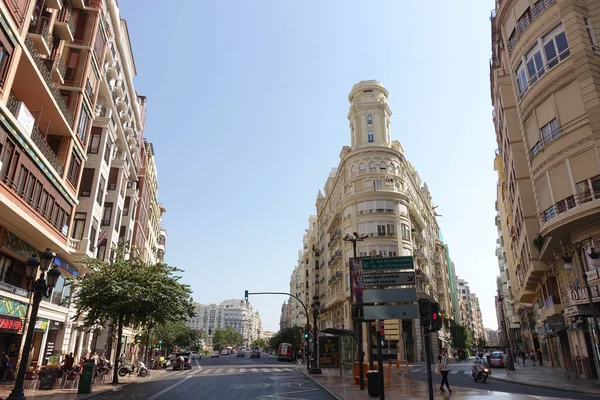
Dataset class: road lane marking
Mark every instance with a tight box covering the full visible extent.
[273,368,282,372]
[251,368,258,373]
[228,368,235,373]
[450,370,459,374]
[146,369,199,400]
[214,368,223,374]
[201,369,211,374]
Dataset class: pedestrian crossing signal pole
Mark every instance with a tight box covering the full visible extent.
[419,299,434,400]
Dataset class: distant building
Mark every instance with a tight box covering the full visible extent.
[486,328,500,347]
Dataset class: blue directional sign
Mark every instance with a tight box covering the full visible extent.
[361,256,414,271]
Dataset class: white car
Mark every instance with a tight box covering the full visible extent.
[190,351,202,360]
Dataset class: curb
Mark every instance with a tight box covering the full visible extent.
[300,370,343,400]
[80,382,137,399]
[487,375,600,396]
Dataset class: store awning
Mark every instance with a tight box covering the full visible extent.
[321,328,355,336]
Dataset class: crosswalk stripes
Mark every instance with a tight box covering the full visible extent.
[449,370,459,374]
[183,367,297,376]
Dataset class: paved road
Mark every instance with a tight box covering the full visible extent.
[409,364,600,399]
[97,355,334,400]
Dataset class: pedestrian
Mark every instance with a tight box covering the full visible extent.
[0,353,8,381]
[530,350,536,366]
[536,349,543,367]
[437,348,452,394]
[520,350,526,365]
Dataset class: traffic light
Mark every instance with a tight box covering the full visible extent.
[244,290,248,301]
[158,339,163,345]
[418,298,432,332]
[430,302,442,332]
[304,331,309,340]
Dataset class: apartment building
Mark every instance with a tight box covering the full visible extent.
[186,300,263,345]
[491,0,600,378]
[470,293,485,342]
[279,301,291,330]
[486,328,501,347]
[285,80,453,364]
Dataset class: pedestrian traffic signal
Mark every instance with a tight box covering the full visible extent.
[430,302,442,332]
[158,339,163,345]
[244,290,248,301]
[304,331,309,340]
[418,298,432,332]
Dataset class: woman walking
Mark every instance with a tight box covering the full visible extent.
[437,348,452,393]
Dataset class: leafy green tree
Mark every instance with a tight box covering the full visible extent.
[269,326,303,352]
[476,336,487,349]
[250,338,265,349]
[212,326,243,351]
[450,321,473,359]
[70,245,193,384]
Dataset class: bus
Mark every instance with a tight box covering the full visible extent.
[277,342,294,361]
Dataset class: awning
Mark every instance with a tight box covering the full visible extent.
[321,328,355,336]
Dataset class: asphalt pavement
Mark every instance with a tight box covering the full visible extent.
[94,354,335,400]
[408,363,600,400]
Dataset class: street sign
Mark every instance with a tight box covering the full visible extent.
[362,272,415,288]
[385,334,400,341]
[361,256,414,271]
[363,288,417,303]
[363,305,418,320]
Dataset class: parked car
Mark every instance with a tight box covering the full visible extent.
[172,352,192,370]
[250,348,261,359]
[487,351,505,368]
[236,350,245,358]
[211,351,219,358]
[190,351,202,360]
[221,349,229,356]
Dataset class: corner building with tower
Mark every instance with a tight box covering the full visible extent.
[284,81,455,364]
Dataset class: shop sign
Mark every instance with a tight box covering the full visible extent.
[548,315,566,331]
[0,317,23,331]
[564,306,579,317]
[568,286,600,306]
[535,324,546,334]
[544,296,554,309]
[2,232,37,260]
[587,268,600,282]
[0,282,28,298]
[52,256,78,276]
[35,318,49,332]
[0,297,28,318]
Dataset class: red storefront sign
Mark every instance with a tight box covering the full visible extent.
[0,318,23,331]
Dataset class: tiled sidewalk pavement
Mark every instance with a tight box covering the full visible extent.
[489,362,600,395]
[0,369,168,399]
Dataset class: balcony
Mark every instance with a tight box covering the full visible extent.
[7,94,65,176]
[356,208,395,215]
[414,248,426,263]
[540,296,563,321]
[45,0,63,9]
[71,0,90,9]
[23,36,75,127]
[328,249,342,267]
[523,260,550,290]
[508,0,556,51]
[113,79,124,98]
[44,57,67,85]
[119,110,131,124]
[328,270,343,286]
[27,18,52,57]
[361,231,397,238]
[414,231,424,243]
[529,124,563,160]
[85,78,95,103]
[327,230,341,248]
[541,180,600,224]
[54,12,76,42]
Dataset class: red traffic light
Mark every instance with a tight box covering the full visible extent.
[432,312,438,320]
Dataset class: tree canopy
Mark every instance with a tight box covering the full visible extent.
[70,245,193,383]
[211,326,243,351]
[250,338,265,349]
[269,327,303,351]
[137,321,205,353]
[450,321,473,355]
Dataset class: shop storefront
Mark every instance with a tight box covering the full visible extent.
[0,295,28,366]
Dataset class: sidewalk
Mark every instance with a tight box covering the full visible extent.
[304,368,501,400]
[489,362,600,395]
[0,369,167,400]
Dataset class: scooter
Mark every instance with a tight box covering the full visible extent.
[472,360,491,383]
[117,360,149,378]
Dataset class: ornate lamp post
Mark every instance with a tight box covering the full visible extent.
[309,295,322,374]
[8,249,60,400]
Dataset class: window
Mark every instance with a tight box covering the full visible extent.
[102,202,113,226]
[540,118,559,144]
[379,161,386,170]
[367,114,373,124]
[72,212,86,240]
[16,166,28,195]
[97,243,106,261]
[515,63,528,97]
[401,224,411,241]
[79,168,94,197]
[88,132,101,154]
[0,44,10,87]
[103,141,111,165]
[123,196,130,216]
[108,167,118,190]
[67,152,82,186]
[369,161,376,171]
[584,17,599,52]
[525,43,545,84]
[115,207,121,229]
[359,162,366,172]
[89,224,97,252]
[542,24,569,69]
[367,130,374,143]
[77,108,90,145]
[96,175,105,205]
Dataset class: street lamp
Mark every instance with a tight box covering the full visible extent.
[563,239,600,377]
[343,232,368,390]
[309,295,322,374]
[8,249,59,400]
[496,289,515,371]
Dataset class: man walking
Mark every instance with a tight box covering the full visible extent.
[437,348,452,394]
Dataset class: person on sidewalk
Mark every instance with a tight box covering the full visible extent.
[536,349,543,367]
[437,348,452,394]
[530,350,536,366]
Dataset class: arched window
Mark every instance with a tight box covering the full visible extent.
[351,165,358,175]
[367,114,373,124]
[359,162,366,172]
[379,161,387,170]
[369,161,376,170]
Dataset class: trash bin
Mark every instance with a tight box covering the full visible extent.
[367,370,379,397]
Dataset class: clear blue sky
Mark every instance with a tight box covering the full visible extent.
[121,0,499,332]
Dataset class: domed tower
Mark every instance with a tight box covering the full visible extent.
[347,80,392,149]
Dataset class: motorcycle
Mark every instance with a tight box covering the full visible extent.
[118,360,149,378]
[472,359,491,383]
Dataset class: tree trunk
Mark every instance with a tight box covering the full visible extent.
[112,314,124,384]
